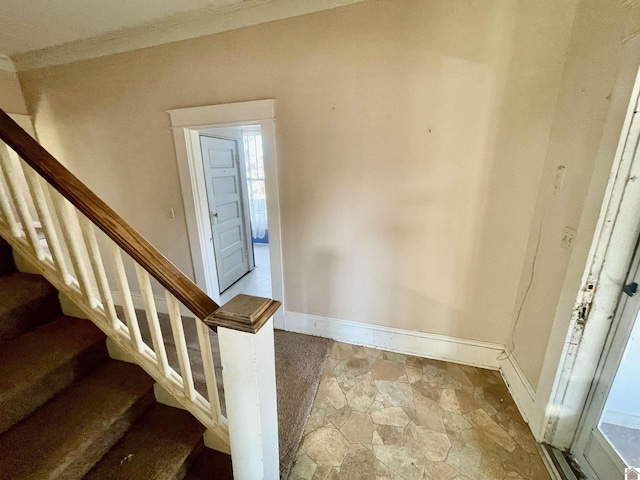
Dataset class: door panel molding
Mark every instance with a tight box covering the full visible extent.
[200,135,251,292]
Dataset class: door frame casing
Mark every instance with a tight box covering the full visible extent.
[541,65,640,449]
[167,100,284,327]
[571,246,640,478]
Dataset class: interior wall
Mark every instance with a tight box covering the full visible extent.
[18,0,577,348]
[0,69,28,114]
[509,0,640,390]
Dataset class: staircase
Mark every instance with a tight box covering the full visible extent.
[0,237,233,479]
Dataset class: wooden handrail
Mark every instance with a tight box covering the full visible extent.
[0,109,219,320]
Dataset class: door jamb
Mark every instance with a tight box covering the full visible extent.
[167,100,284,328]
[542,67,640,449]
[571,244,640,478]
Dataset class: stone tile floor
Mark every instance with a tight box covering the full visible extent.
[290,342,551,480]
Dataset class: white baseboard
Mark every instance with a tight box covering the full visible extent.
[283,311,503,369]
[498,347,545,440]
[282,311,546,439]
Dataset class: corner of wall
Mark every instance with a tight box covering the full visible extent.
[283,310,550,441]
[0,62,29,116]
[498,347,547,441]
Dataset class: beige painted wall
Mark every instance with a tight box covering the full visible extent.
[0,70,28,114]
[509,0,640,389]
[19,0,577,352]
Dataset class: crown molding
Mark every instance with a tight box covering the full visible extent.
[12,0,366,72]
[0,54,16,72]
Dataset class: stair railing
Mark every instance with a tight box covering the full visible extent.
[0,109,280,480]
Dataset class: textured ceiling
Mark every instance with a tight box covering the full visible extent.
[0,0,247,56]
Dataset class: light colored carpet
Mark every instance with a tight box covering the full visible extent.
[127,308,333,479]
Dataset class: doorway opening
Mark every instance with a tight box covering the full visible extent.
[571,234,640,478]
[544,67,640,479]
[167,100,284,328]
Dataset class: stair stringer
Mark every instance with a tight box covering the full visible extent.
[105,336,231,454]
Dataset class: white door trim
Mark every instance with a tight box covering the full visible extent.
[167,100,284,327]
[542,66,640,448]
[571,244,640,478]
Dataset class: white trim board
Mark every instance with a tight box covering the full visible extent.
[539,64,640,449]
[283,311,503,368]
[12,0,367,71]
[498,347,545,439]
[168,100,274,128]
[167,99,285,329]
[283,310,545,438]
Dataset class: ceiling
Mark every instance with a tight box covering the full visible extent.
[0,0,250,56]
[0,0,366,69]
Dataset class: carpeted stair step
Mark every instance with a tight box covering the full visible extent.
[184,448,233,480]
[0,316,108,434]
[86,404,206,480]
[0,237,16,276]
[0,273,61,343]
[0,360,155,480]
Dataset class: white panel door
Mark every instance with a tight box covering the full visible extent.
[200,135,250,293]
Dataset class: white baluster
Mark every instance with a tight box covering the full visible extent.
[134,264,170,376]
[109,242,145,353]
[22,166,73,285]
[196,317,223,424]
[78,216,119,329]
[51,194,97,307]
[0,145,43,259]
[165,291,197,401]
[0,168,20,237]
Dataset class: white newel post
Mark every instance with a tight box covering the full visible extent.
[208,295,281,480]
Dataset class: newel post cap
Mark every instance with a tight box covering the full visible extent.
[204,294,281,334]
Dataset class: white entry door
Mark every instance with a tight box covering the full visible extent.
[572,238,640,478]
[200,135,251,293]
